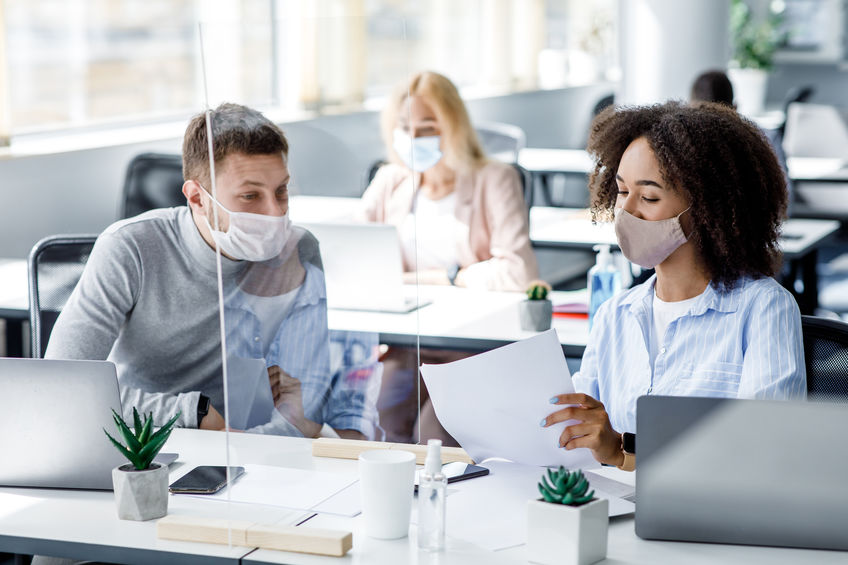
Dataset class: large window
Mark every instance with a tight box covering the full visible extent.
[0,0,618,141]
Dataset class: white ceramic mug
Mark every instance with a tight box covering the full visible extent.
[358,449,416,539]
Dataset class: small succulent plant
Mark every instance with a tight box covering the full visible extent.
[538,467,595,506]
[526,280,552,301]
[105,408,180,470]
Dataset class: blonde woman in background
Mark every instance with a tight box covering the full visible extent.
[361,71,538,444]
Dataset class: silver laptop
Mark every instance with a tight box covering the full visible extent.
[303,221,430,313]
[636,395,848,551]
[0,358,126,490]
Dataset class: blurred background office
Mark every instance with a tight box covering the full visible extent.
[2,0,848,347]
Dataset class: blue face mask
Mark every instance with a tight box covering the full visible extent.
[393,128,443,172]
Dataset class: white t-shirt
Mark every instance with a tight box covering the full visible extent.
[649,289,704,370]
[240,288,299,357]
[399,190,468,271]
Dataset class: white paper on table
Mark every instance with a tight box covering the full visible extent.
[444,459,634,552]
[420,329,597,469]
[183,464,359,515]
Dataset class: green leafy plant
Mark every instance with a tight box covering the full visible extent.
[526,280,552,301]
[730,0,787,71]
[105,408,180,470]
[538,467,595,506]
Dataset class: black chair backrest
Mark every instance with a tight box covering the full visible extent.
[801,315,848,402]
[28,235,98,358]
[121,153,185,218]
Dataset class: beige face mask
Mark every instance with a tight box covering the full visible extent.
[613,207,690,269]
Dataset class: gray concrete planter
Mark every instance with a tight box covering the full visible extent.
[112,462,169,521]
[520,299,553,331]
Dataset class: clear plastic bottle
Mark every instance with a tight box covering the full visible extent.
[417,439,447,551]
[588,244,622,329]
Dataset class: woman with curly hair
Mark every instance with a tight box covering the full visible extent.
[542,100,806,470]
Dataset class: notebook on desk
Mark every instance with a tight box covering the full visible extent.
[0,358,127,490]
[636,395,848,551]
[302,221,430,313]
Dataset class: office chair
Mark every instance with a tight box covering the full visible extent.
[474,121,526,164]
[120,152,185,219]
[776,85,815,139]
[801,315,848,402]
[28,235,98,358]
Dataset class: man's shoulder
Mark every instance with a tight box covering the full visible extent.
[102,207,184,241]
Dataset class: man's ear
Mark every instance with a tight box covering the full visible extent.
[183,180,205,211]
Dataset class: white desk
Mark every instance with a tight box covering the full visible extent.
[329,285,588,358]
[2,429,844,564]
[529,207,841,314]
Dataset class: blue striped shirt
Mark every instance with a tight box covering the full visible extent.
[226,261,381,439]
[572,275,806,433]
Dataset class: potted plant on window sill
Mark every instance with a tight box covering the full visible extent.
[520,280,553,332]
[527,467,608,565]
[728,0,785,117]
[105,408,180,521]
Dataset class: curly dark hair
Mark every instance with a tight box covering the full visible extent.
[586,100,787,291]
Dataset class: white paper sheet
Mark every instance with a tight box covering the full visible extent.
[420,329,598,469]
[183,464,358,515]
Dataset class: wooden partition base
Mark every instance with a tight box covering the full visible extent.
[311,437,475,464]
[157,515,353,557]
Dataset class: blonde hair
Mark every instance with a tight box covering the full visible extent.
[381,71,486,172]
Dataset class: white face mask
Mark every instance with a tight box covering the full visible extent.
[393,128,443,172]
[614,207,690,269]
[200,185,291,262]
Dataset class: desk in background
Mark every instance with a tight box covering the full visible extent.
[787,156,848,219]
[530,206,841,315]
[1,428,844,565]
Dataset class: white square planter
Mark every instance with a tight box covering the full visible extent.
[526,497,608,565]
[112,463,169,521]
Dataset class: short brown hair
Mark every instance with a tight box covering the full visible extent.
[182,102,289,185]
[587,100,787,291]
[382,71,486,172]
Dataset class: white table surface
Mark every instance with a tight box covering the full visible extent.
[787,156,848,181]
[328,285,588,355]
[529,206,841,260]
[4,429,842,565]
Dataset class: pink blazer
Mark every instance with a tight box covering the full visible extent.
[360,160,538,291]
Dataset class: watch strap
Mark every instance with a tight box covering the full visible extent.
[196,394,210,427]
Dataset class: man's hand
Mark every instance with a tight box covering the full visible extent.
[542,393,623,466]
[199,404,226,431]
[268,365,321,438]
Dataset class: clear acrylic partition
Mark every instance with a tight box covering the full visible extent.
[194,9,430,535]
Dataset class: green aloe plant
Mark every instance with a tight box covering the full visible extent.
[538,467,595,506]
[526,280,552,301]
[105,408,180,470]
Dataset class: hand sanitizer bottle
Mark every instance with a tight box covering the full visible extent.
[417,439,447,551]
[588,244,622,330]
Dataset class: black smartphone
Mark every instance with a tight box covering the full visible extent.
[169,465,245,494]
[414,462,489,492]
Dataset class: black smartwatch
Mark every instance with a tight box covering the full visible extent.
[447,264,460,285]
[622,432,636,455]
[196,394,210,427]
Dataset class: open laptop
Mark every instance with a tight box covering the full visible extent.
[0,358,128,490]
[636,395,848,551]
[302,221,430,313]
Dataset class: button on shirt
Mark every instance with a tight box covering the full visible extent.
[572,275,807,434]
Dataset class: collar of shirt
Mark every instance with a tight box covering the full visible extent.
[617,274,743,318]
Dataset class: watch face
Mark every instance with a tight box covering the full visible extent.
[623,432,636,454]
